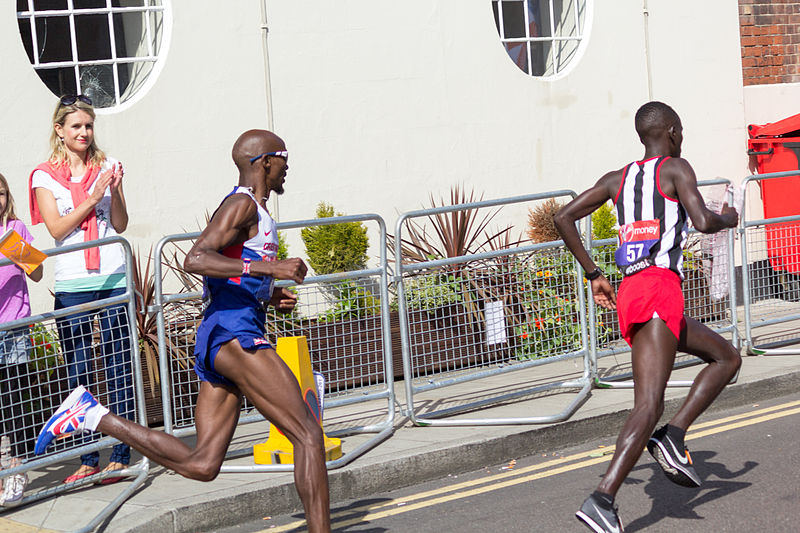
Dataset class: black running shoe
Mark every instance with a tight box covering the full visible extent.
[647,425,701,488]
[576,494,624,533]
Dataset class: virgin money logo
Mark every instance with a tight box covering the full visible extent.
[619,220,660,243]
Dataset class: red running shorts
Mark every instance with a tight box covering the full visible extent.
[616,266,686,347]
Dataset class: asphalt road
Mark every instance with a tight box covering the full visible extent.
[219,393,800,533]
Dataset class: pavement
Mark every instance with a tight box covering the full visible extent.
[1,331,799,533]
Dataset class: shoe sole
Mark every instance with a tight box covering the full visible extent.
[647,439,701,488]
[0,475,28,507]
[576,511,623,533]
[35,386,88,455]
[576,511,607,533]
[1,496,23,507]
[64,467,100,484]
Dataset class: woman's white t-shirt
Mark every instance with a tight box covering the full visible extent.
[31,157,126,291]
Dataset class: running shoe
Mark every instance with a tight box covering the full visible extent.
[576,493,624,533]
[34,386,109,455]
[647,425,701,488]
[0,473,28,507]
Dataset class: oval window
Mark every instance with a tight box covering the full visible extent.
[492,0,590,79]
[16,0,171,111]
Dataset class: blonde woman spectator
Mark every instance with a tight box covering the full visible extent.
[28,95,133,485]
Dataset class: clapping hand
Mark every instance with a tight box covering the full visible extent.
[91,166,115,203]
[110,163,124,191]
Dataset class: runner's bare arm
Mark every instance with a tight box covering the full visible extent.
[183,194,307,284]
[554,171,620,310]
[554,171,619,274]
[184,194,259,278]
[663,158,738,233]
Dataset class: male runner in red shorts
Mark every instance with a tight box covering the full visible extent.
[554,101,740,532]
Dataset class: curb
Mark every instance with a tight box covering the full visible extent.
[116,369,800,533]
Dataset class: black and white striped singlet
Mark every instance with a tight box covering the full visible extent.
[613,156,688,279]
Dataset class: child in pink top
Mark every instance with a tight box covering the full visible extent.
[0,171,42,506]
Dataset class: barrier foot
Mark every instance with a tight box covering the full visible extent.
[253,336,342,465]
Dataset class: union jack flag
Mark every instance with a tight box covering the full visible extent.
[50,397,93,436]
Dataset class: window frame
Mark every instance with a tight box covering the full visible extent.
[16,0,172,113]
[493,0,591,80]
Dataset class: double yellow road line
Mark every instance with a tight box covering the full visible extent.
[266,399,800,532]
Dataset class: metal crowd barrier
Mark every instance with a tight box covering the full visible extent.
[152,214,395,473]
[395,191,594,427]
[590,178,740,388]
[740,170,800,355]
[2,179,773,525]
[0,236,148,533]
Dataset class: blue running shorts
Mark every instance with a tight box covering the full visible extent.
[193,308,274,386]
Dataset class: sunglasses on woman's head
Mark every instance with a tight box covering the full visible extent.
[59,95,93,106]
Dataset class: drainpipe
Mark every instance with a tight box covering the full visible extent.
[643,0,653,100]
[260,0,279,220]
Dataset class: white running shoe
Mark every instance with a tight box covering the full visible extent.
[0,473,29,507]
[35,386,109,455]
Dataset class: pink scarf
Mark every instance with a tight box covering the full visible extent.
[29,161,102,270]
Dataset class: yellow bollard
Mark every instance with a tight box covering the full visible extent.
[253,336,342,464]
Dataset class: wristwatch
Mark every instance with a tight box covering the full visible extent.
[585,268,603,281]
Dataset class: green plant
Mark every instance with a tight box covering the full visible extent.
[133,249,198,400]
[318,280,380,322]
[513,263,581,359]
[28,323,61,374]
[391,185,519,263]
[591,203,619,276]
[301,203,369,275]
[404,271,463,311]
[389,186,523,327]
[510,250,613,360]
[132,249,161,397]
[277,231,289,261]
[592,202,618,240]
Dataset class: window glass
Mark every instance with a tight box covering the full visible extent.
[16,0,170,110]
[492,0,589,78]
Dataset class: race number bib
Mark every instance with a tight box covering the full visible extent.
[615,220,660,270]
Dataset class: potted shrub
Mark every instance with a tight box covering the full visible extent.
[390,186,524,375]
[298,203,389,391]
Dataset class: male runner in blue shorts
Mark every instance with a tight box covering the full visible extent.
[554,101,741,532]
[35,129,331,532]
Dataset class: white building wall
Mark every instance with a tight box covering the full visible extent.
[646,0,748,183]
[1,1,268,305]
[743,84,800,126]
[0,1,757,308]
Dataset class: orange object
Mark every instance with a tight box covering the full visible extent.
[0,228,47,274]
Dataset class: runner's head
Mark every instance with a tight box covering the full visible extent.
[635,101,683,157]
[232,129,289,196]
